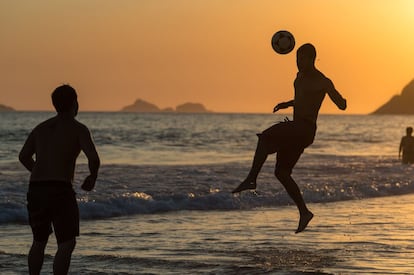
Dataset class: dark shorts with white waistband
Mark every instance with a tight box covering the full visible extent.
[27,181,79,244]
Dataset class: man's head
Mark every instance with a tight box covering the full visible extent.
[51,84,78,116]
[297,43,316,72]
[406,127,413,136]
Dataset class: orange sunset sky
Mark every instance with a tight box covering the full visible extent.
[1,0,414,114]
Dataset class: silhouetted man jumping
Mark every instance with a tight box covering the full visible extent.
[19,85,100,274]
[232,43,347,233]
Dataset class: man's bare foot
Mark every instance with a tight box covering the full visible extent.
[295,211,314,233]
[231,180,256,193]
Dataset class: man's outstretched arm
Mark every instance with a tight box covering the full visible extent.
[273,100,295,113]
[326,81,346,110]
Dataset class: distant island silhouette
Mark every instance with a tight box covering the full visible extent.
[121,99,211,113]
[373,79,414,114]
[0,104,15,112]
[5,80,414,115]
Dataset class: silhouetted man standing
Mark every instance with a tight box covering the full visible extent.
[232,44,347,233]
[19,85,100,274]
[399,126,414,164]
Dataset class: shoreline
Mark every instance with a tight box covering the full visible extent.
[2,193,414,274]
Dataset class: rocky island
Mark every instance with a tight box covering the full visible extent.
[0,104,15,112]
[175,102,210,113]
[121,99,163,113]
[121,99,211,113]
[372,79,414,114]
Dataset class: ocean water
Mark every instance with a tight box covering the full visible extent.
[1,112,414,274]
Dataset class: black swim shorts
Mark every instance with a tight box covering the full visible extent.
[259,120,316,173]
[27,181,79,244]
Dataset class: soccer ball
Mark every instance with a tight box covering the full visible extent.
[271,30,295,55]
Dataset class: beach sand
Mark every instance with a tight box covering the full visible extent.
[1,194,414,274]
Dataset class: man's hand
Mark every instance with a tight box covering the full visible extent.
[273,104,282,113]
[273,100,294,113]
[339,98,347,110]
[81,174,97,191]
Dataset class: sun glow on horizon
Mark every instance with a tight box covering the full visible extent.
[1,0,414,114]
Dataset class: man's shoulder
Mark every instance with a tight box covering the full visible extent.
[299,69,331,82]
[72,118,87,127]
[314,71,334,89]
[33,117,58,131]
[313,70,331,81]
[34,117,89,133]
[68,119,90,136]
[402,136,414,142]
[73,120,92,136]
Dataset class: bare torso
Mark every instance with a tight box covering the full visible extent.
[19,114,96,183]
[293,70,344,124]
[401,136,414,152]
